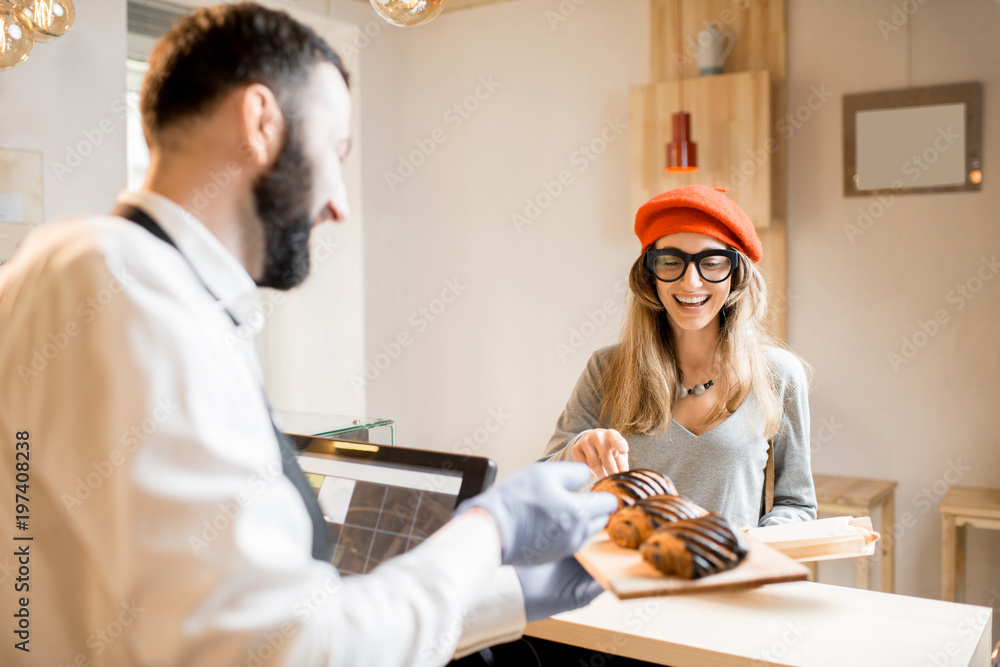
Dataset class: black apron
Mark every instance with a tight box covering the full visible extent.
[112,204,333,562]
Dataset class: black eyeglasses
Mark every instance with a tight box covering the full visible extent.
[644,248,739,283]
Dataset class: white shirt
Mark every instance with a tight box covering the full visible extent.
[0,191,525,667]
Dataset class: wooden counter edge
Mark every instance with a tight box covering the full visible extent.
[525,616,759,667]
[523,589,993,667]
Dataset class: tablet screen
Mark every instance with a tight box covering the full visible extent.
[291,437,495,576]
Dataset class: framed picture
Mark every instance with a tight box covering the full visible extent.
[0,148,44,265]
[843,82,982,197]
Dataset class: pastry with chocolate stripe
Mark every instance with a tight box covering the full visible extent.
[640,514,748,579]
[607,494,708,549]
[591,469,678,510]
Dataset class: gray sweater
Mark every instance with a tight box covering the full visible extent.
[542,345,817,528]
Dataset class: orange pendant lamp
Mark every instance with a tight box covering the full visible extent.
[665,0,698,173]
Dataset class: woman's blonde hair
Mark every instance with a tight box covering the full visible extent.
[600,247,784,439]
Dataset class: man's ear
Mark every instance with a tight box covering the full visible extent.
[241,83,284,167]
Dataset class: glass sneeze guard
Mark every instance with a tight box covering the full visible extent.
[275,410,396,446]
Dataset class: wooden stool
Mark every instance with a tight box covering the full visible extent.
[939,486,1000,603]
[809,474,897,593]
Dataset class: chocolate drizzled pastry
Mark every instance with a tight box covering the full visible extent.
[592,469,678,510]
[607,494,708,549]
[640,514,748,579]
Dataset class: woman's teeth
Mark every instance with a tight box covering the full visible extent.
[675,295,709,307]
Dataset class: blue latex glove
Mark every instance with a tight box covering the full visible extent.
[454,462,617,566]
[514,557,605,622]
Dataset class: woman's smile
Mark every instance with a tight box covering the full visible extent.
[673,293,711,310]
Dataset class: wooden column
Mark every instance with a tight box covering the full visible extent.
[642,0,788,340]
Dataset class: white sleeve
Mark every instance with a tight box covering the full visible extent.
[759,350,817,526]
[452,566,526,659]
[0,226,525,667]
[284,515,527,667]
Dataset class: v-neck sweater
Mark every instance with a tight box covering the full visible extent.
[542,345,817,529]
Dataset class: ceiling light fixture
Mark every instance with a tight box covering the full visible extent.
[370,0,447,27]
[0,0,74,71]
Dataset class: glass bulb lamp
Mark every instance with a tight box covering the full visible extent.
[14,0,73,43]
[370,0,447,27]
[0,3,33,71]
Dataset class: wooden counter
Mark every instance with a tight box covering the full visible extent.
[525,581,992,666]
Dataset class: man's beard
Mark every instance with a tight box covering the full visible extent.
[252,118,315,290]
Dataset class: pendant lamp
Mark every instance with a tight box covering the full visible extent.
[0,0,75,71]
[665,0,698,173]
[0,3,33,71]
[370,0,447,27]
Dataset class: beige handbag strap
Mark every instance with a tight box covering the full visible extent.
[764,439,775,515]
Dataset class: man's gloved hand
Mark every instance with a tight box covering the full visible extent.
[454,462,617,566]
[514,557,605,622]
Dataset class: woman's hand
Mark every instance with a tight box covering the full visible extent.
[571,429,630,478]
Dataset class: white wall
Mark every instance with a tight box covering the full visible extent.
[346,0,649,475]
[258,7,369,419]
[787,0,1000,630]
[0,1,127,219]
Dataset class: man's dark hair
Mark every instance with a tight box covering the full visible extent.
[141,2,348,142]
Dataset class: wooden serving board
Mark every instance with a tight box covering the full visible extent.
[575,532,809,599]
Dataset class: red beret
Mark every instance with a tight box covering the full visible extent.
[634,185,763,263]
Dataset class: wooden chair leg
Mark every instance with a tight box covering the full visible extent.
[881,496,894,594]
[955,522,967,603]
[941,514,956,601]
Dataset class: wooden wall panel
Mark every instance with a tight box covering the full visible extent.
[650,0,785,81]
[649,0,786,224]
[630,70,771,225]
[758,225,787,342]
[646,0,788,341]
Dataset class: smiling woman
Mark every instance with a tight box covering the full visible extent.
[542,185,817,530]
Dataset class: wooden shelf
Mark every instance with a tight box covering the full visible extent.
[630,70,773,227]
